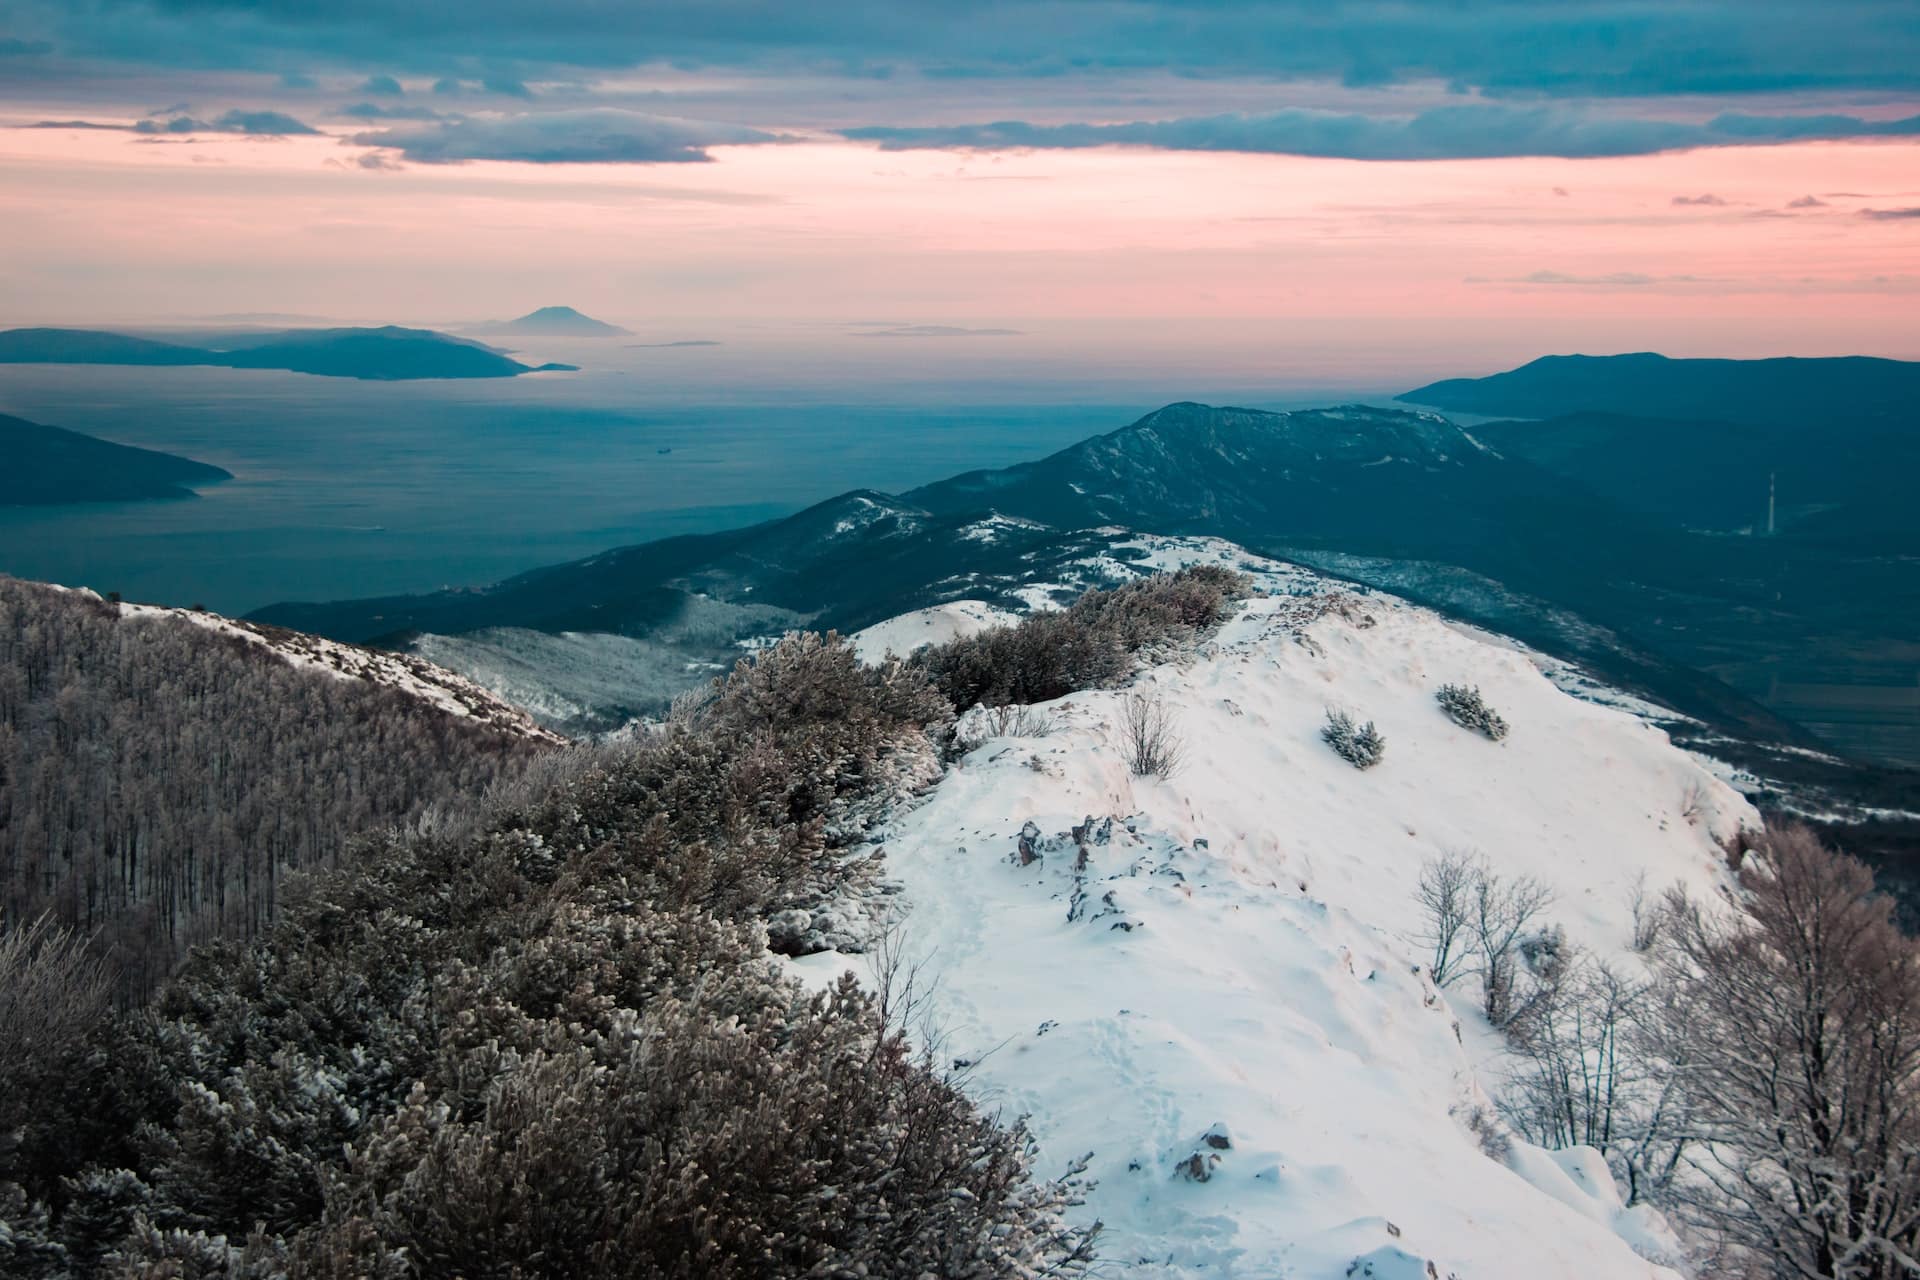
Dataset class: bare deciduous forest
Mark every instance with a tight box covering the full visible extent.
[0,577,550,996]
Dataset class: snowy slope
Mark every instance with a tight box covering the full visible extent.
[850,599,1020,663]
[101,594,563,743]
[803,557,1753,1279]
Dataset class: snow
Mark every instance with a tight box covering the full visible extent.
[827,582,1752,1278]
[957,513,1051,544]
[849,600,1019,663]
[112,599,562,743]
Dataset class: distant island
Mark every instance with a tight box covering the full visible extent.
[626,339,722,349]
[462,306,631,338]
[0,325,578,380]
[0,412,232,505]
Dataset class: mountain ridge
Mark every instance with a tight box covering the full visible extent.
[1398,350,1920,427]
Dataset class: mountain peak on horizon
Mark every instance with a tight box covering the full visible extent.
[473,306,631,337]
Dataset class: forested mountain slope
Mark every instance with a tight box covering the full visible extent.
[0,577,557,995]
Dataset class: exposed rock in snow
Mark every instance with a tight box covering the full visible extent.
[813,569,1749,1278]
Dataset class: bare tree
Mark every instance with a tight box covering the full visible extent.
[1121,691,1185,779]
[1500,953,1702,1209]
[1629,871,1672,953]
[1471,871,1557,1026]
[1678,778,1708,826]
[1411,854,1557,1027]
[1658,825,1920,1278]
[1416,852,1478,987]
[982,703,1058,739]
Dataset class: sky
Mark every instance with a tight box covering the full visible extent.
[1,0,1917,371]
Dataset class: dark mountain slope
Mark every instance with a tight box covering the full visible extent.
[907,401,1718,608]
[1399,351,1920,430]
[1469,408,1920,544]
[0,412,231,504]
[253,489,1114,645]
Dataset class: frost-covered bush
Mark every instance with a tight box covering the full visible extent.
[1435,684,1509,741]
[1321,709,1386,769]
[302,978,1090,1280]
[919,566,1250,710]
[9,628,1096,1279]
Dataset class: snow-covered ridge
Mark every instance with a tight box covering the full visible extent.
[825,548,1755,1278]
[88,591,564,743]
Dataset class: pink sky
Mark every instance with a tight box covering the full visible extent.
[2,121,1917,367]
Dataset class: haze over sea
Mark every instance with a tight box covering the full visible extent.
[0,321,1428,613]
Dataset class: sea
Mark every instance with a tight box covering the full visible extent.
[0,330,1388,614]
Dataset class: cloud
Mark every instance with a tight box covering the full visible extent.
[842,106,1920,161]
[338,102,451,121]
[1475,270,1918,295]
[1787,195,1828,208]
[1507,271,1702,286]
[1520,271,1654,286]
[1860,207,1920,220]
[15,1,1920,103]
[26,118,128,131]
[852,324,1023,338]
[351,109,781,163]
[26,108,319,136]
[1672,193,1728,206]
[12,0,1920,173]
[480,75,532,99]
[142,109,319,135]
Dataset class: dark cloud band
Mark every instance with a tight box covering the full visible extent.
[843,106,1920,161]
[13,1,1920,100]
